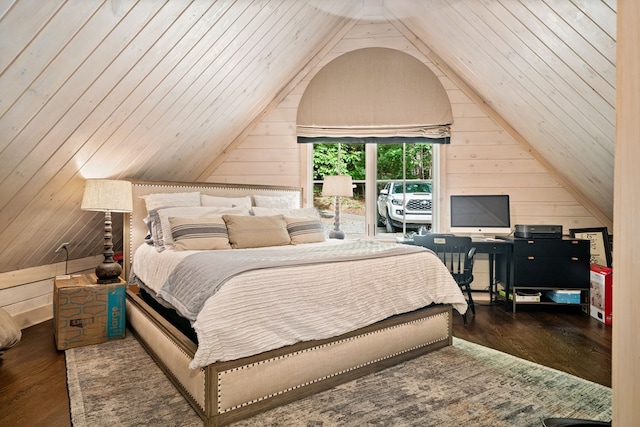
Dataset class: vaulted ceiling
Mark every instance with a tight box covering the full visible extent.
[0,0,615,273]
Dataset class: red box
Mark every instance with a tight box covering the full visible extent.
[589,264,612,324]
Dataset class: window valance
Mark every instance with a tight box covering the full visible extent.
[297,48,452,144]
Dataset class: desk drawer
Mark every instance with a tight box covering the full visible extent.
[513,256,590,288]
[512,239,586,257]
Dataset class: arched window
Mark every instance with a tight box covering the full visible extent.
[297,48,452,236]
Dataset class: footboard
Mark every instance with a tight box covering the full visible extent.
[126,289,452,427]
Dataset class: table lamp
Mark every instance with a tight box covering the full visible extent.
[81,179,133,284]
[321,175,353,239]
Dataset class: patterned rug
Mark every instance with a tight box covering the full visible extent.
[66,331,611,427]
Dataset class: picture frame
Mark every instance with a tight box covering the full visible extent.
[569,227,612,268]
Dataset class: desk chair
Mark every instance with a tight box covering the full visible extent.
[410,235,477,323]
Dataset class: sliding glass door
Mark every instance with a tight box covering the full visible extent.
[376,143,434,237]
[312,143,366,236]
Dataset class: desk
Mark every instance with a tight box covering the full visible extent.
[403,236,513,307]
[470,238,512,305]
[495,236,590,312]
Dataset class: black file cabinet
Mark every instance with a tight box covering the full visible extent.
[496,237,590,311]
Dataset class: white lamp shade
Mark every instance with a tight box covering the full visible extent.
[81,179,133,212]
[321,175,354,197]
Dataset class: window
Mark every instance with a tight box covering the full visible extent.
[299,48,450,238]
[312,142,436,238]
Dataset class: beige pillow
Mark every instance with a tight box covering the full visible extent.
[285,216,326,244]
[223,214,291,249]
[169,216,231,251]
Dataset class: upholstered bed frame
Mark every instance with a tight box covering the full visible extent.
[123,180,454,427]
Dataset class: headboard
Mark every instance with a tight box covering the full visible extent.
[123,180,303,279]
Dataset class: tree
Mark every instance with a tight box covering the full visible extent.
[313,142,432,182]
[312,143,365,180]
[377,143,432,180]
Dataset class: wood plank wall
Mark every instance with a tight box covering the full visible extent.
[0,255,101,328]
[388,0,615,226]
[207,16,604,291]
[613,0,640,422]
[210,17,604,231]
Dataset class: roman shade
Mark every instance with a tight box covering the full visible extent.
[297,48,452,144]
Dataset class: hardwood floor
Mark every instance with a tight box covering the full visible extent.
[0,302,611,427]
[453,301,611,387]
[0,319,71,427]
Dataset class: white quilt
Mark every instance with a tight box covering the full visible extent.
[132,240,467,368]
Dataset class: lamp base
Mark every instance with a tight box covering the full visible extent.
[95,262,122,284]
[329,229,346,239]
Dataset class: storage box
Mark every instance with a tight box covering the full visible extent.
[589,264,612,324]
[515,290,541,302]
[498,289,541,302]
[54,274,126,350]
[543,290,582,304]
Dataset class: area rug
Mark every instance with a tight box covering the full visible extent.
[66,331,611,426]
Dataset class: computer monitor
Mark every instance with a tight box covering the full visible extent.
[449,195,511,237]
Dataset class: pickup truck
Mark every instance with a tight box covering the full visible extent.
[377,181,433,232]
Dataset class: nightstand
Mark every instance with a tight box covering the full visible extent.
[53,273,126,350]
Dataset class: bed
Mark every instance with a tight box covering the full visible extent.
[123,180,467,427]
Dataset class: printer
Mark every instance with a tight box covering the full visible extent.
[514,224,563,239]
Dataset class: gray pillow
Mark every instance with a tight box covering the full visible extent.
[0,307,21,354]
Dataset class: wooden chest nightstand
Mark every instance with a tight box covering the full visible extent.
[53,273,126,350]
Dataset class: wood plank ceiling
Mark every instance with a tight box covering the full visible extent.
[0,0,615,273]
[388,0,615,221]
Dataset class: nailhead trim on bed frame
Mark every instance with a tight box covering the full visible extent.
[125,181,303,277]
[217,311,450,413]
[126,293,207,413]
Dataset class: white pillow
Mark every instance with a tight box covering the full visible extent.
[252,206,319,218]
[253,194,299,209]
[0,307,21,353]
[152,206,249,250]
[201,194,252,208]
[141,192,201,212]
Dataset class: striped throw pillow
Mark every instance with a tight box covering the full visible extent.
[285,216,326,244]
[168,216,231,250]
